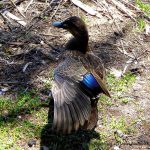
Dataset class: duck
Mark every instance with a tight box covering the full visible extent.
[51,16,110,134]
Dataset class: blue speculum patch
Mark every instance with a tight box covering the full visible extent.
[82,73,100,90]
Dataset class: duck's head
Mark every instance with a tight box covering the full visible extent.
[53,16,89,53]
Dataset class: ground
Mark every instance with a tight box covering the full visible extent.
[0,0,150,150]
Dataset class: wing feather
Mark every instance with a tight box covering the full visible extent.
[51,52,110,133]
[68,102,80,131]
[82,52,111,97]
[52,76,91,133]
[63,103,73,133]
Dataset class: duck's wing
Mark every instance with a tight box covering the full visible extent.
[83,52,111,98]
[51,57,91,133]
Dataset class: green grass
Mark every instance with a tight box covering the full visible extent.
[99,72,136,106]
[107,72,136,92]
[0,90,48,149]
[0,91,41,118]
[135,0,150,32]
[0,71,137,149]
[101,115,137,144]
[136,18,146,32]
[89,134,108,150]
[136,0,150,16]
[121,98,129,104]
[97,72,137,145]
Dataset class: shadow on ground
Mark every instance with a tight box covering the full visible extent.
[40,101,100,150]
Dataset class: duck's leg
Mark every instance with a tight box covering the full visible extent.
[82,98,98,130]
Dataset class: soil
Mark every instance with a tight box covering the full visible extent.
[0,0,150,150]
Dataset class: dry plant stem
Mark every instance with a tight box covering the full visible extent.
[0,12,12,25]
[120,40,135,59]
[2,11,26,26]
[26,1,53,34]
[9,0,26,18]
[6,42,24,46]
[120,0,141,11]
[93,0,111,19]
[0,81,30,84]
[106,0,136,21]
[50,0,62,19]
[97,0,122,32]
[122,58,134,74]
[39,33,62,37]
[71,0,98,16]
[120,0,150,21]
[0,58,15,65]
[23,62,33,72]
[24,0,34,12]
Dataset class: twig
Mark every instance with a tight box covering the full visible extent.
[120,0,141,11]
[9,0,26,18]
[0,12,12,25]
[122,58,135,74]
[71,0,100,17]
[22,62,33,72]
[0,0,26,11]
[0,81,30,84]
[24,0,34,12]
[120,0,150,21]
[50,0,62,19]
[25,3,52,34]
[7,42,25,46]
[71,0,97,15]
[2,10,26,26]
[106,0,136,21]
[98,0,122,32]
[39,33,63,37]
[119,40,135,59]
[0,58,16,65]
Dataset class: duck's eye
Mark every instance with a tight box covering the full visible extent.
[63,23,69,28]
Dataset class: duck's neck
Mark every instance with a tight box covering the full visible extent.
[65,34,89,54]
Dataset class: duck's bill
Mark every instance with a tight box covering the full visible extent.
[52,21,63,28]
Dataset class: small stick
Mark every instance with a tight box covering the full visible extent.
[120,0,150,21]
[9,0,26,18]
[39,33,63,37]
[122,58,134,74]
[2,10,26,26]
[0,12,12,24]
[22,62,32,72]
[71,0,99,16]
[99,0,122,32]
[24,0,34,12]
[106,0,136,21]
[0,58,16,65]
[120,40,135,59]
[50,0,62,19]
[0,81,30,84]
